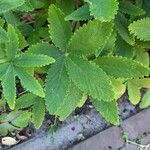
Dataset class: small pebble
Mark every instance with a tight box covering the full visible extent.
[77,133,85,141]
[71,127,75,131]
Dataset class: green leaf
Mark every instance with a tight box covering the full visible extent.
[92,99,120,125]
[67,20,113,56]
[85,0,119,22]
[0,26,8,42]
[65,4,92,21]
[127,81,141,105]
[65,56,114,101]
[28,42,62,59]
[6,24,19,60]
[129,17,150,41]
[142,0,150,17]
[17,0,34,12]
[16,93,36,110]
[32,98,45,129]
[136,40,150,49]
[0,0,25,14]
[0,63,9,79]
[115,35,135,58]
[48,4,72,51]
[95,56,150,78]
[128,78,150,89]
[98,31,116,57]
[1,65,16,109]
[119,1,145,16]
[0,17,5,26]
[16,29,28,50]
[3,11,21,27]
[127,78,150,105]
[0,123,15,136]
[140,89,150,108]
[115,13,135,45]
[14,54,55,67]
[29,0,44,9]
[111,78,126,100]
[56,83,83,121]
[15,67,45,97]
[134,46,149,67]
[56,0,75,15]
[45,57,70,114]
[12,111,31,128]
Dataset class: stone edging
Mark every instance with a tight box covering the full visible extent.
[70,109,150,150]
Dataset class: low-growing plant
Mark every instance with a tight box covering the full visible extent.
[0,0,150,136]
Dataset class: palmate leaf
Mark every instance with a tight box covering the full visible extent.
[67,20,113,56]
[92,99,119,125]
[14,54,55,67]
[32,98,45,129]
[48,4,72,51]
[95,56,150,78]
[65,56,114,101]
[85,0,118,22]
[15,67,45,98]
[55,83,84,121]
[129,17,150,41]
[1,65,16,110]
[45,57,70,114]
[0,0,25,14]
[65,4,92,21]
[6,24,19,60]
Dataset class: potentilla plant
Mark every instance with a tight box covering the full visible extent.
[0,0,150,136]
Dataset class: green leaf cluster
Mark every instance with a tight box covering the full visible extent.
[0,0,150,135]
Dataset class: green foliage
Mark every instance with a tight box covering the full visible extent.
[92,99,119,125]
[85,0,119,22]
[129,17,150,41]
[119,1,145,16]
[65,56,114,101]
[0,24,55,110]
[67,20,113,56]
[95,56,150,78]
[0,111,31,136]
[48,4,72,51]
[65,4,91,21]
[140,89,150,108]
[127,78,150,105]
[0,0,25,14]
[0,0,150,135]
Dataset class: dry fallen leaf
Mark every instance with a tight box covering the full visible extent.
[16,133,27,140]
[2,137,17,146]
